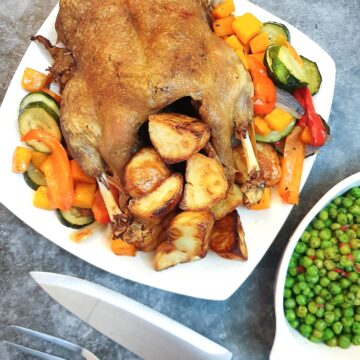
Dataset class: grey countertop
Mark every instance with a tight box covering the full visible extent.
[0,1,359,359]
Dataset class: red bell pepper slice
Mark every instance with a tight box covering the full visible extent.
[293,87,327,146]
[21,130,74,210]
[92,185,119,224]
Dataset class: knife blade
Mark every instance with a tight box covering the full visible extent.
[30,272,232,360]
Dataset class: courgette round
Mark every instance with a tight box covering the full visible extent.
[265,45,308,91]
[18,102,61,153]
[262,22,290,45]
[57,207,94,229]
[19,91,60,115]
[256,118,296,143]
[300,55,322,95]
[23,163,47,190]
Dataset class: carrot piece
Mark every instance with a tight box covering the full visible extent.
[212,0,235,19]
[264,108,293,132]
[21,68,47,92]
[232,13,262,44]
[22,130,74,210]
[249,32,270,54]
[70,159,96,184]
[235,49,249,70]
[250,187,271,210]
[111,239,137,256]
[278,126,305,205]
[213,16,235,37]
[300,126,313,144]
[254,116,271,136]
[33,186,55,210]
[12,146,32,173]
[41,87,61,104]
[247,52,265,64]
[73,182,97,209]
[31,151,49,170]
[225,35,243,51]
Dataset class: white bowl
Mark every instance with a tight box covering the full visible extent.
[271,172,360,360]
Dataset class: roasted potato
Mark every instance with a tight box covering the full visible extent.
[256,143,282,187]
[154,210,214,271]
[211,183,243,220]
[128,173,183,224]
[180,153,227,211]
[148,113,210,164]
[124,147,171,198]
[209,210,248,261]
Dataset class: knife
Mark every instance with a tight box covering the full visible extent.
[30,272,232,360]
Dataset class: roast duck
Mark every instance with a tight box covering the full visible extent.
[34,0,261,244]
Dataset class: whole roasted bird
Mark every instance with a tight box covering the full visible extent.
[38,0,255,190]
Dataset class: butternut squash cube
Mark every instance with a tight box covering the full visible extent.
[249,32,270,53]
[225,35,243,51]
[254,116,271,136]
[232,13,263,44]
[264,108,293,132]
[212,0,235,19]
[213,16,235,37]
[235,49,249,70]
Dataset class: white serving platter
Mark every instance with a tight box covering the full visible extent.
[0,1,336,300]
[271,172,360,360]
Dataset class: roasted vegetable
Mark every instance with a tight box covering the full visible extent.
[232,13,262,44]
[262,22,290,45]
[12,146,32,173]
[124,147,171,198]
[19,91,60,115]
[21,68,47,92]
[301,55,322,95]
[23,163,47,190]
[128,173,183,224]
[211,183,243,220]
[209,210,248,260]
[154,210,214,271]
[148,114,210,164]
[57,207,94,229]
[180,153,227,211]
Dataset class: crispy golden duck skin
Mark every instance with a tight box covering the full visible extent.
[48,0,253,185]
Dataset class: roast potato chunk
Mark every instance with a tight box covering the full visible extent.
[154,210,214,271]
[180,153,227,210]
[128,173,183,224]
[209,210,248,261]
[148,113,210,164]
[211,183,243,220]
[124,147,171,198]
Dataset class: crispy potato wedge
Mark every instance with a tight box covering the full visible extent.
[128,173,183,224]
[233,145,248,185]
[256,143,282,187]
[148,113,210,164]
[209,210,248,261]
[124,147,171,198]
[211,183,243,220]
[180,153,227,211]
[154,210,214,271]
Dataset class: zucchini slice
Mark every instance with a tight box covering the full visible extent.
[265,45,308,91]
[262,22,290,45]
[300,56,322,95]
[256,118,296,143]
[18,102,61,153]
[19,91,60,115]
[57,207,94,229]
[23,163,47,190]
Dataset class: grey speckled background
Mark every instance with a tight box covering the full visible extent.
[1,0,360,359]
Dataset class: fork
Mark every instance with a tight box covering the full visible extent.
[4,325,99,360]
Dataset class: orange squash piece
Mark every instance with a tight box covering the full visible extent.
[31,151,49,170]
[250,187,271,210]
[264,108,293,132]
[249,32,270,54]
[213,16,235,37]
[33,186,55,210]
[254,116,271,136]
[12,146,32,173]
[73,182,97,209]
[232,13,262,44]
[70,159,96,184]
[225,35,243,51]
[212,0,235,19]
[21,68,47,92]
[111,239,137,256]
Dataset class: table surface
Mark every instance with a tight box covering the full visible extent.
[1,0,359,359]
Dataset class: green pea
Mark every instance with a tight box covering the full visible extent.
[322,327,334,341]
[332,294,345,305]
[339,255,353,268]
[305,274,319,285]
[326,337,338,347]
[324,259,335,270]
[308,301,318,314]
[292,283,301,295]
[313,284,322,295]
[319,228,331,241]
[342,317,354,328]
[320,288,331,300]
[332,321,343,334]
[310,229,319,237]
[320,277,330,287]
[295,242,307,254]
[327,270,340,281]
[328,283,342,295]
[352,249,360,262]
[306,248,316,257]
[348,272,359,283]
[315,295,325,305]
[296,306,308,318]
[309,335,321,343]
[302,287,312,297]
[333,197,342,206]
[319,210,329,221]
[315,307,324,318]
[329,208,338,220]
[313,219,325,230]
[339,277,351,289]
[350,187,360,198]
[338,233,349,243]
[309,236,321,248]
[355,314,360,322]
[350,238,360,250]
[288,267,298,277]
[300,231,311,243]
[334,308,342,320]
[343,307,354,318]
[314,319,327,331]
[324,219,332,227]
[319,268,327,277]
[285,276,295,288]
[289,319,300,329]
[312,329,323,339]
[352,334,360,345]
[342,197,353,208]
[306,265,318,276]
[314,259,323,269]
[340,243,351,255]
[296,294,307,306]
[284,298,296,309]
[338,335,351,349]
[349,205,360,216]
[304,313,316,325]
[324,311,335,324]
[300,256,313,268]
[337,213,348,225]
[297,274,306,282]
[285,309,296,322]
[284,288,292,299]
[324,247,336,259]
[299,323,312,338]
[324,303,334,311]
[320,240,332,249]
[315,249,324,260]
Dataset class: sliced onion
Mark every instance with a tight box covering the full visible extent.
[275,87,305,119]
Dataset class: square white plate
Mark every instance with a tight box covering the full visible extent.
[0,1,335,300]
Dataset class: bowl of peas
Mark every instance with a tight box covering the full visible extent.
[270,172,360,360]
